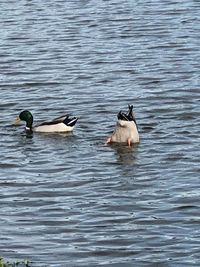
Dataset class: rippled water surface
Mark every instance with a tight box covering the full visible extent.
[1,0,200,266]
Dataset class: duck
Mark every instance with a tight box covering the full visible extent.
[106,105,139,146]
[15,110,78,133]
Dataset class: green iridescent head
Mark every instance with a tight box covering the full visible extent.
[16,110,34,130]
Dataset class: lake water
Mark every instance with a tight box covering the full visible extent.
[0,0,200,266]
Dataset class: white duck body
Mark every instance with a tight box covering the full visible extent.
[106,105,139,146]
[33,116,77,133]
[32,123,75,133]
[110,119,139,144]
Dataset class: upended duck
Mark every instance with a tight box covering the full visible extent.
[15,110,78,133]
[106,105,139,146]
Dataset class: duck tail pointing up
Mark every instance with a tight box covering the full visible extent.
[128,105,133,118]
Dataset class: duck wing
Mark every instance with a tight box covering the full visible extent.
[52,113,71,122]
[38,115,78,127]
[35,114,71,127]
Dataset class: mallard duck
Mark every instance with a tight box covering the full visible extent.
[15,110,78,133]
[106,105,139,146]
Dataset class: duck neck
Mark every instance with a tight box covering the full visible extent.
[26,118,33,131]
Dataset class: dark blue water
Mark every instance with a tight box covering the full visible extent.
[1,0,200,266]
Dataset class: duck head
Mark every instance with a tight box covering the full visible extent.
[16,110,33,131]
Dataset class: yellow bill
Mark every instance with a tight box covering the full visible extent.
[15,116,21,125]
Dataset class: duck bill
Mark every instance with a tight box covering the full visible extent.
[15,116,21,125]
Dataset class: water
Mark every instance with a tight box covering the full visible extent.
[1,0,200,266]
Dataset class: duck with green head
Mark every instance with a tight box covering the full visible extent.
[15,110,78,133]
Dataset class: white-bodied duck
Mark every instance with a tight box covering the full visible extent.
[15,110,78,133]
[106,105,139,146]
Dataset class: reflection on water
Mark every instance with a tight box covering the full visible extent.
[1,0,200,266]
[111,143,139,166]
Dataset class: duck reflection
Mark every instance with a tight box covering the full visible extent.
[111,143,139,166]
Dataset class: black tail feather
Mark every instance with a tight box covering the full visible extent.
[117,105,138,128]
[127,105,134,121]
[64,117,78,127]
[117,111,129,121]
